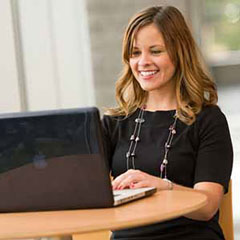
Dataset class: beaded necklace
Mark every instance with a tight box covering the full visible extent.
[125,106,177,180]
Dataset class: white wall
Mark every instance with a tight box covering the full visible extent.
[0,0,95,113]
[0,0,21,112]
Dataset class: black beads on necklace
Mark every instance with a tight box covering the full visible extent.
[160,115,177,179]
[126,107,145,170]
[125,107,178,181]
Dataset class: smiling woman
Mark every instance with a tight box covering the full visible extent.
[107,5,218,125]
[129,24,176,109]
[102,5,233,240]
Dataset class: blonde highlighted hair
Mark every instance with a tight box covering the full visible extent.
[106,6,217,125]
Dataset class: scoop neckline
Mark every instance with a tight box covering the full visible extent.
[138,108,176,113]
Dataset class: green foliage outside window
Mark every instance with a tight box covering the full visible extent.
[203,0,240,52]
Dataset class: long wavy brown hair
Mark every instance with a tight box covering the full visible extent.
[106,6,217,125]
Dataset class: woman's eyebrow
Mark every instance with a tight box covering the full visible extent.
[150,45,165,48]
[132,45,165,49]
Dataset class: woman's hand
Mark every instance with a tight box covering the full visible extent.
[112,169,169,190]
[112,170,225,221]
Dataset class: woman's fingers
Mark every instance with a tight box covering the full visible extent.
[130,180,149,189]
[112,169,170,190]
[112,169,144,190]
[117,175,139,189]
[112,171,129,189]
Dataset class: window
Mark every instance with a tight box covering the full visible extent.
[201,0,240,65]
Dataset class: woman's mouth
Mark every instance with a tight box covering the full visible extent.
[139,70,158,77]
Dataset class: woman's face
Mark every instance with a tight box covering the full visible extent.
[129,23,176,95]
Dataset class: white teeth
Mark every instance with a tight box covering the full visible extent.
[140,71,157,76]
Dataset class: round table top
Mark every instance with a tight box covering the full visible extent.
[0,190,207,239]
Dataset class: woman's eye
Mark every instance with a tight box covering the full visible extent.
[131,51,141,57]
[151,50,162,54]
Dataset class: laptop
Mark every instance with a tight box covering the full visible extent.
[0,107,156,212]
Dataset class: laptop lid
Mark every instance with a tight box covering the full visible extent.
[0,107,114,212]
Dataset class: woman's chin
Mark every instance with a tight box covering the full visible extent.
[139,84,156,92]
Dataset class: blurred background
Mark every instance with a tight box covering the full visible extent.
[0,0,239,238]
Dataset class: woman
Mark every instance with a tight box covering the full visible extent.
[102,6,233,240]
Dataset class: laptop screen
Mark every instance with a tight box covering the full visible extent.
[0,107,114,212]
[0,108,102,174]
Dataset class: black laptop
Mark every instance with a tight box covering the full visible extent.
[0,107,156,212]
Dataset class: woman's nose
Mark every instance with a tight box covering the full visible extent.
[138,53,152,66]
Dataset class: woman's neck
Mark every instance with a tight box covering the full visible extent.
[145,91,177,111]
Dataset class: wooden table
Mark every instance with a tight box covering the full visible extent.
[0,190,207,240]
